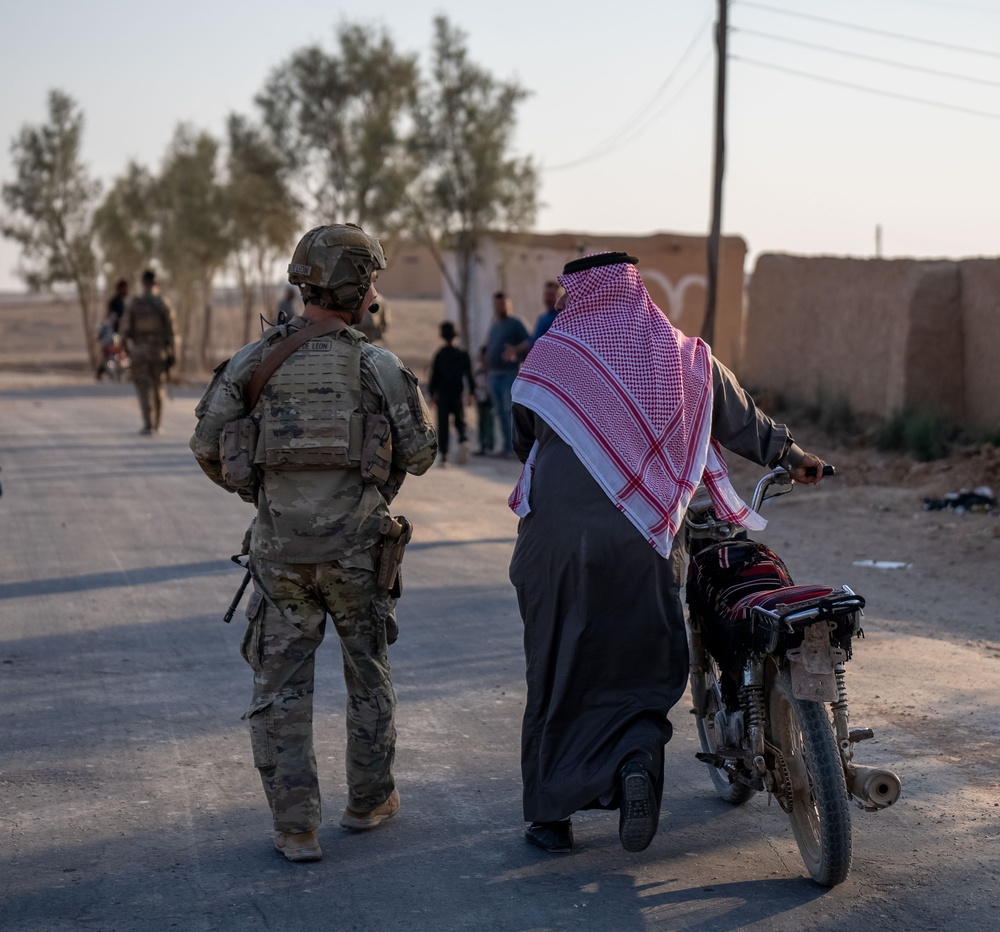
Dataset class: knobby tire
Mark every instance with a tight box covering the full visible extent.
[768,667,853,886]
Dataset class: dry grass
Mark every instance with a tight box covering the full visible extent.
[0,292,447,385]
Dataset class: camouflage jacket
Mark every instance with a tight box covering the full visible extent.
[190,316,437,564]
[120,291,177,361]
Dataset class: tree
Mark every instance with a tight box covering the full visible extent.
[1,90,102,367]
[224,114,300,345]
[407,16,538,347]
[255,22,419,234]
[155,125,229,371]
[93,161,157,288]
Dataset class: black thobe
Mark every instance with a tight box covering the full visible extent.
[509,358,794,822]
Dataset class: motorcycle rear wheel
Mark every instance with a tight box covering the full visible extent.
[691,643,756,805]
[768,667,853,886]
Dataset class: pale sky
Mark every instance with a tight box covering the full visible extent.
[1,0,998,292]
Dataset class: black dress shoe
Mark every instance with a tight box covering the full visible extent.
[525,819,573,853]
[618,761,659,852]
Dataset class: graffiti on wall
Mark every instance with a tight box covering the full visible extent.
[640,270,706,326]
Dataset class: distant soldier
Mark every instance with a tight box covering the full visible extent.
[190,223,437,863]
[119,270,177,435]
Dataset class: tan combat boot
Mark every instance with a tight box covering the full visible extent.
[339,788,400,831]
[273,829,323,862]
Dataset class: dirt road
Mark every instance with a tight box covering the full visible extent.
[1,373,997,932]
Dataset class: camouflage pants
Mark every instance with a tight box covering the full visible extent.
[131,356,166,430]
[241,557,397,833]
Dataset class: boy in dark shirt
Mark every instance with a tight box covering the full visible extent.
[428,321,475,466]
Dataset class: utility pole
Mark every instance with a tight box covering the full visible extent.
[702,0,728,345]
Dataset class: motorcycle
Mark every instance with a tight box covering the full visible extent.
[97,322,131,382]
[685,465,901,886]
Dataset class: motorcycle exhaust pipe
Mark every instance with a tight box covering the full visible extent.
[847,764,901,809]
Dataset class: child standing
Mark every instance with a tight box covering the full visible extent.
[428,322,474,466]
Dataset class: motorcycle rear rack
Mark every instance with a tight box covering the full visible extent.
[749,586,865,630]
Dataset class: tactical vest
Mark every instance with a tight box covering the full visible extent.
[256,333,365,470]
[129,295,169,342]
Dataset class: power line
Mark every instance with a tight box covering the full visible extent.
[737,1,1000,60]
[576,13,712,157]
[732,55,1000,121]
[612,53,714,151]
[544,13,712,171]
[870,0,1000,14]
[732,26,1000,88]
[544,50,713,172]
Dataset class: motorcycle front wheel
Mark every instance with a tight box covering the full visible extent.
[768,667,853,886]
[690,631,756,805]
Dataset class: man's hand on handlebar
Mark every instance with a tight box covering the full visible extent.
[790,452,828,485]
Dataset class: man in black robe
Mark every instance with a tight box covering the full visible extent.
[508,253,825,854]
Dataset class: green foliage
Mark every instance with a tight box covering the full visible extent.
[407,16,538,343]
[255,22,419,232]
[155,125,229,369]
[3,20,541,368]
[93,161,157,286]
[1,90,101,364]
[224,114,300,342]
[803,386,858,440]
[876,409,956,462]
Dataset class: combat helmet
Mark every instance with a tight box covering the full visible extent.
[287,223,386,311]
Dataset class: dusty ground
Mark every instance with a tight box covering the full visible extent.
[1,292,998,930]
[4,289,996,586]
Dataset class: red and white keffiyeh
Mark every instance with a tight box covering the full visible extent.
[508,258,765,557]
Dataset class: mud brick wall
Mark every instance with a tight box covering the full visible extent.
[743,255,971,423]
[959,260,1000,430]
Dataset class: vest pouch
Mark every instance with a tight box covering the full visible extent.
[361,414,393,484]
[220,416,260,491]
[261,410,364,469]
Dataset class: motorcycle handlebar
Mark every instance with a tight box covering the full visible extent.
[686,464,838,533]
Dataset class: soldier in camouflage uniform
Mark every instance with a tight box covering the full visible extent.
[190,224,437,863]
[120,269,177,435]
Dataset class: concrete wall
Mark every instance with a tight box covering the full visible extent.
[960,260,1000,429]
[443,231,747,370]
[378,240,442,300]
[744,253,999,430]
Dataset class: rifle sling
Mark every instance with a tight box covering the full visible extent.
[245,316,349,411]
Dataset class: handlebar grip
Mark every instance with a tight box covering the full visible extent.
[804,464,837,478]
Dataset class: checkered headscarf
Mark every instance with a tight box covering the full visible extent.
[508,257,763,556]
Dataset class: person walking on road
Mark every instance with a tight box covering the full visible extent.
[507,252,826,855]
[119,270,176,435]
[428,321,474,467]
[485,291,530,456]
[96,278,129,380]
[190,223,437,863]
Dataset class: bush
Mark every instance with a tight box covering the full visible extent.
[876,409,955,461]
[803,386,858,440]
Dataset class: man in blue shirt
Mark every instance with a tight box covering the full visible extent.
[532,281,561,341]
[486,291,530,455]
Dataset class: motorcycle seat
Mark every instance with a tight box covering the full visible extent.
[728,585,835,619]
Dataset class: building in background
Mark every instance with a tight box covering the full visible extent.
[442,231,747,370]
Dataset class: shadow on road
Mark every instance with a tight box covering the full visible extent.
[0,560,235,600]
